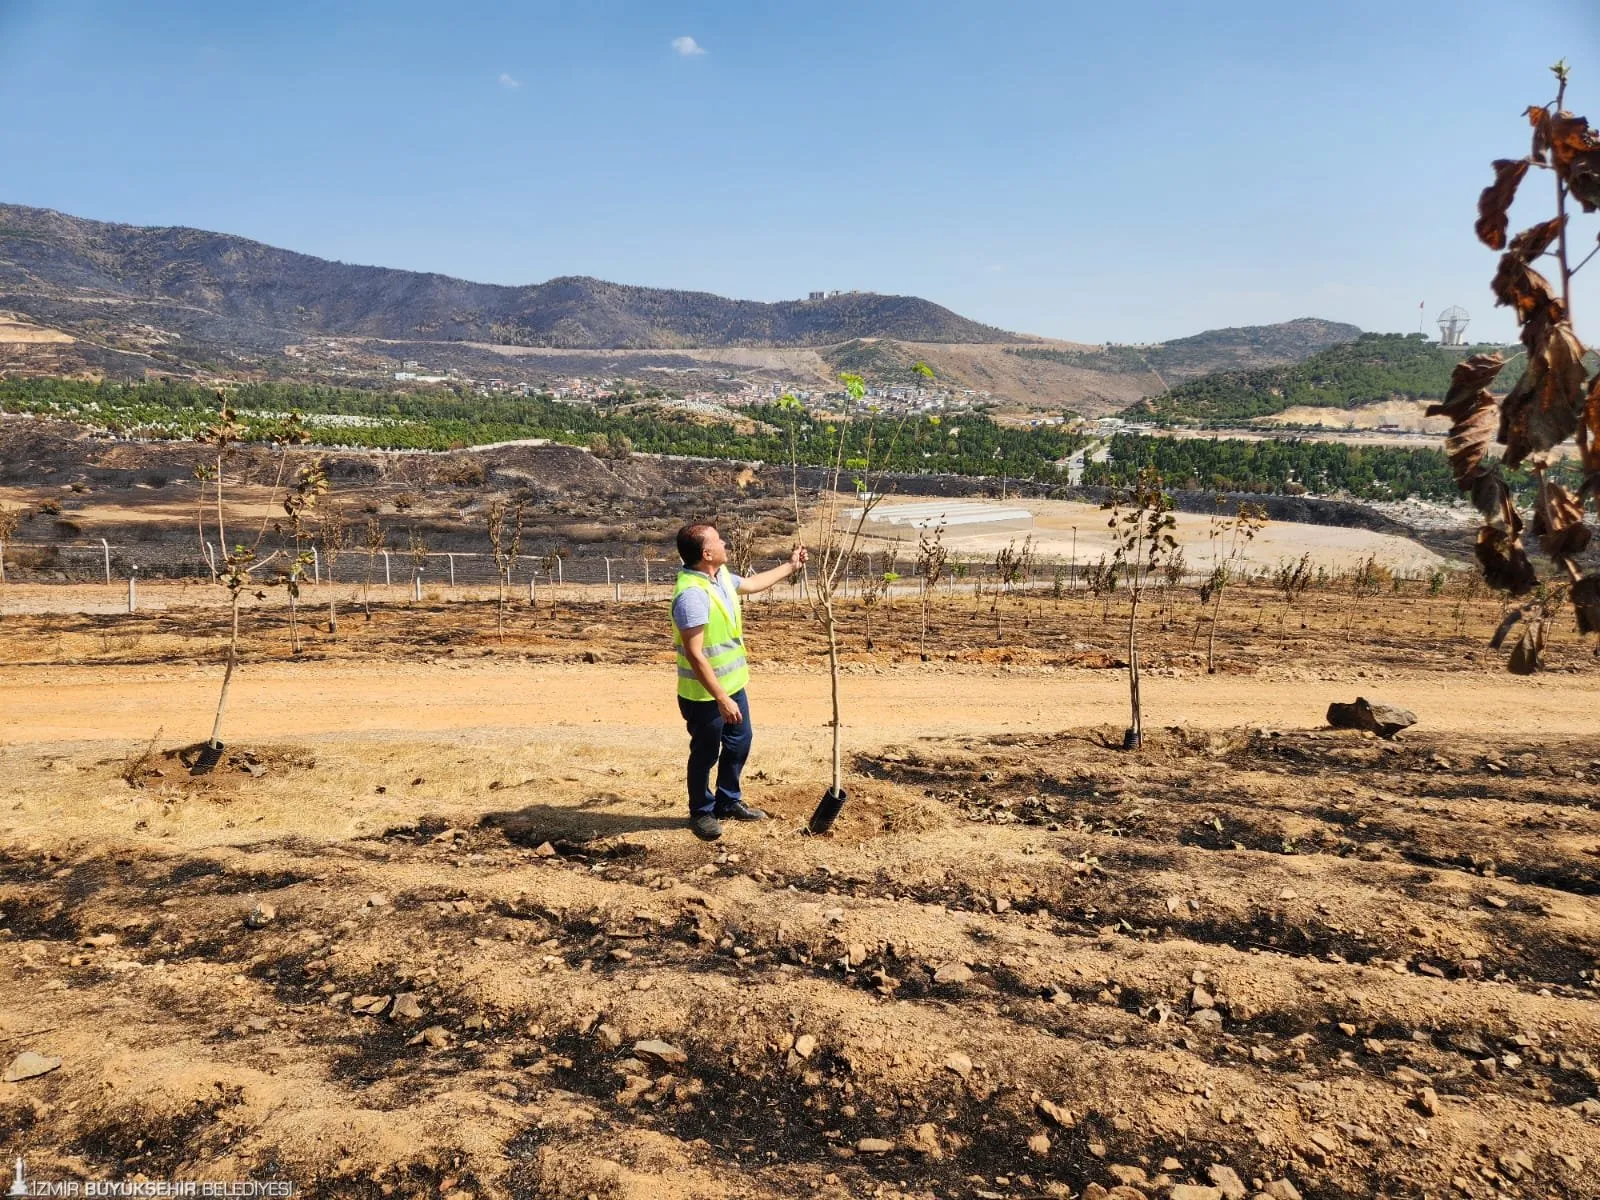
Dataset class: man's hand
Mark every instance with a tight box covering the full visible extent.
[789,545,808,573]
[718,695,744,724]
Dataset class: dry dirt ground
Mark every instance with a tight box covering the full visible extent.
[1,586,1598,1200]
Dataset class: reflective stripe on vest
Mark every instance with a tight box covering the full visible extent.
[672,567,749,701]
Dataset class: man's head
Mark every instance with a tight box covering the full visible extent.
[676,522,727,572]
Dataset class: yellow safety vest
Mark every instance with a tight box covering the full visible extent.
[673,567,749,701]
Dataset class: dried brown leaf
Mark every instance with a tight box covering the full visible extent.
[1477,159,1530,250]
[1548,113,1600,167]
[1429,352,1507,420]
[1499,321,1588,467]
[1441,394,1499,488]
[1474,508,1536,597]
[1532,477,1592,558]
[1527,106,1551,163]
[1546,113,1600,211]
[1507,621,1545,675]
[1427,354,1506,493]
[1506,216,1566,262]
[1490,254,1564,336]
[1586,374,1600,471]
[1572,575,1600,636]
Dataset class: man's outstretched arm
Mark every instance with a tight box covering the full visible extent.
[737,546,807,595]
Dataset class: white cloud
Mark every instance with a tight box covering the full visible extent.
[498,72,521,89]
[671,36,706,57]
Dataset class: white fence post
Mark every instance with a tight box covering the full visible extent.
[382,550,391,587]
[127,572,137,613]
[604,558,613,590]
[613,580,621,603]
[413,570,423,603]
[556,556,564,586]
[101,538,111,585]
[447,553,455,588]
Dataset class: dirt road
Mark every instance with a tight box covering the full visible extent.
[5,659,1600,747]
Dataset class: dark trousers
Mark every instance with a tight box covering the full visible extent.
[678,688,752,817]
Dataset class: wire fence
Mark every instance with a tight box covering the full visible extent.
[0,537,1446,615]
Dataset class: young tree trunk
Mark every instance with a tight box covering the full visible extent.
[209,595,242,747]
[328,593,338,637]
[1206,584,1225,674]
[1126,590,1143,748]
[363,557,374,620]
[288,590,301,654]
[824,600,843,795]
[864,606,873,651]
[920,590,929,661]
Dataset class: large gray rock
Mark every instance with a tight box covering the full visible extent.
[1326,697,1416,739]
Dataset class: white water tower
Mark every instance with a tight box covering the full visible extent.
[1438,305,1471,346]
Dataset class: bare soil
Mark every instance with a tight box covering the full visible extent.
[1,583,1598,1200]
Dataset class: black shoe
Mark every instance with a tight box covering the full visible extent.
[716,801,768,822]
[690,814,724,841]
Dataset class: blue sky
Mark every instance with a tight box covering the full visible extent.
[1,0,1597,343]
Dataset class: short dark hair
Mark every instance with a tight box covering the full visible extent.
[676,522,715,567]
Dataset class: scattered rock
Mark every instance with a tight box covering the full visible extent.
[1027,1132,1051,1155]
[933,962,973,985]
[351,994,390,1016]
[608,948,633,962]
[1191,986,1215,1010]
[1325,697,1416,739]
[594,1024,622,1050]
[244,902,275,929]
[1168,1186,1223,1200]
[1207,1165,1246,1200]
[857,1137,894,1154]
[534,842,558,858]
[943,1051,973,1078]
[417,1025,451,1050]
[389,993,424,1022]
[907,1123,943,1158]
[1263,1182,1302,1200]
[634,1039,687,1067]
[847,942,867,967]
[364,893,389,908]
[1110,1166,1150,1186]
[1037,1098,1074,1128]
[1189,1008,1223,1031]
[1417,1087,1439,1117]
[793,1034,816,1060]
[3,1052,62,1083]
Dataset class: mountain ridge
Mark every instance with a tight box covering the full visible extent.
[0,202,1020,350]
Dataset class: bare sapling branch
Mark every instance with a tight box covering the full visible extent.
[1104,467,1178,751]
[806,373,908,830]
[486,499,525,643]
[318,504,349,636]
[192,391,310,771]
[915,517,949,662]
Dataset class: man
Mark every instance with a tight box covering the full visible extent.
[672,522,806,841]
